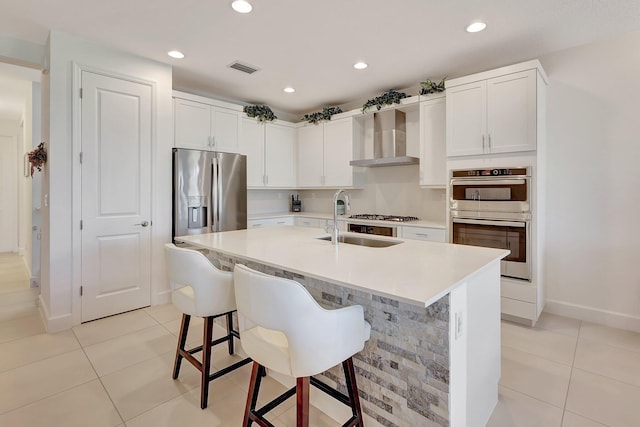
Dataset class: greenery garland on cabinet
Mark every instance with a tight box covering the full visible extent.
[419,78,446,95]
[361,89,408,113]
[243,104,277,122]
[301,106,343,124]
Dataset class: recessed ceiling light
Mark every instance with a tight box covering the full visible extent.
[466,22,487,33]
[354,62,368,70]
[167,50,185,59]
[232,0,252,13]
[283,87,295,93]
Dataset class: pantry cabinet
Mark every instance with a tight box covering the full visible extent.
[446,67,540,157]
[239,118,297,188]
[174,96,241,153]
[297,117,364,188]
[419,95,446,187]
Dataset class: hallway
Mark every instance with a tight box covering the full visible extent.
[0,252,30,293]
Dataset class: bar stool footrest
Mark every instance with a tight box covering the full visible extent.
[310,376,351,407]
[208,356,253,381]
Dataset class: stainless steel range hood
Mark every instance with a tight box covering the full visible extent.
[350,109,419,167]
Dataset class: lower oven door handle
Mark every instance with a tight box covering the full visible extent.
[452,218,527,228]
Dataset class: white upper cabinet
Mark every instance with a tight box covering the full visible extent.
[174,98,211,149]
[446,63,543,157]
[173,95,240,153]
[297,117,363,188]
[297,124,324,187]
[239,118,297,188]
[265,122,297,187]
[419,95,446,187]
[323,118,356,187]
[239,118,265,187]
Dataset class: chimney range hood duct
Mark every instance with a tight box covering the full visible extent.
[350,109,419,167]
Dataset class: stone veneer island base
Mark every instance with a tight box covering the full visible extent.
[178,227,508,427]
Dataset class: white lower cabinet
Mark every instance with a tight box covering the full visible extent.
[400,226,446,243]
[248,217,294,228]
[294,217,330,230]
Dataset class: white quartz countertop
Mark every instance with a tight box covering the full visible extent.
[177,227,508,307]
[248,211,446,229]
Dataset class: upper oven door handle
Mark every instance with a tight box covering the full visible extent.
[452,217,527,228]
[450,178,526,186]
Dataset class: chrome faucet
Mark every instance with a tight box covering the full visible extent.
[332,189,351,245]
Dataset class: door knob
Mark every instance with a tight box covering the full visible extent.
[135,221,149,227]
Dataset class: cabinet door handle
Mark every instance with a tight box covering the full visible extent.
[211,135,216,147]
[488,133,492,151]
[416,233,430,237]
[481,135,486,152]
[252,223,262,227]
[277,221,286,225]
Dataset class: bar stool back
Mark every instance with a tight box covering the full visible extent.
[164,243,251,409]
[234,264,370,427]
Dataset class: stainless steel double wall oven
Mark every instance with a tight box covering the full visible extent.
[450,167,532,281]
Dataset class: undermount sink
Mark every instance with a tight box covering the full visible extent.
[315,235,402,248]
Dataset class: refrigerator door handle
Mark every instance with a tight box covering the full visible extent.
[212,156,220,232]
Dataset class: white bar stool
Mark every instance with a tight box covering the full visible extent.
[233,264,371,427]
[164,244,252,409]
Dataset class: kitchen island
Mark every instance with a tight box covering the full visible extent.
[178,227,508,427]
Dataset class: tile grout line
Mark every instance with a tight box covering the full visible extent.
[559,319,582,427]
[72,326,127,426]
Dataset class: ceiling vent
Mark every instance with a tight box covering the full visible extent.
[228,61,259,74]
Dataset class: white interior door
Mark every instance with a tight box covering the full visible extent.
[80,71,152,322]
[0,135,17,253]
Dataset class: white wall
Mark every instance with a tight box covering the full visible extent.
[297,166,446,222]
[31,82,42,283]
[248,166,446,221]
[41,31,173,331]
[0,119,19,252]
[540,30,640,331]
[18,84,34,277]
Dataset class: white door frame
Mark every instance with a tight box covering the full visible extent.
[71,63,157,325]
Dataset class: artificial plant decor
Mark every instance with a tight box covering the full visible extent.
[302,106,343,124]
[361,89,408,113]
[243,104,277,122]
[28,142,47,176]
[419,78,446,95]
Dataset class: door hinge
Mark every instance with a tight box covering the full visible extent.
[79,152,83,164]
[80,286,83,296]
[80,220,83,230]
[79,87,83,99]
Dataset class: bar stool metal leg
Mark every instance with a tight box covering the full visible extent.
[173,313,191,379]
[226,312,235,355]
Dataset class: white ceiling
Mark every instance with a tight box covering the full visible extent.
[0,0,639,117]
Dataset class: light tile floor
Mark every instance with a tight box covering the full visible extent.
[0,253,30,293]
[0,302,639,426]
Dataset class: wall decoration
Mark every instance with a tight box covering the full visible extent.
[27,142,47,176]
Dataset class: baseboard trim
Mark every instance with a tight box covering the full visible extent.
[38,295,73,332]
[545,299,640,333]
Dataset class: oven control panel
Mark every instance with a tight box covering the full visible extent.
[451,167,529,177]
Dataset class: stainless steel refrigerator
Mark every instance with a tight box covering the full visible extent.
[172,148,247,242]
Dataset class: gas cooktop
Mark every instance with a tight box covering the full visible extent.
[348,214,419,222]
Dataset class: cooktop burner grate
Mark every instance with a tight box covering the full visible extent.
[348,214,419,222]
